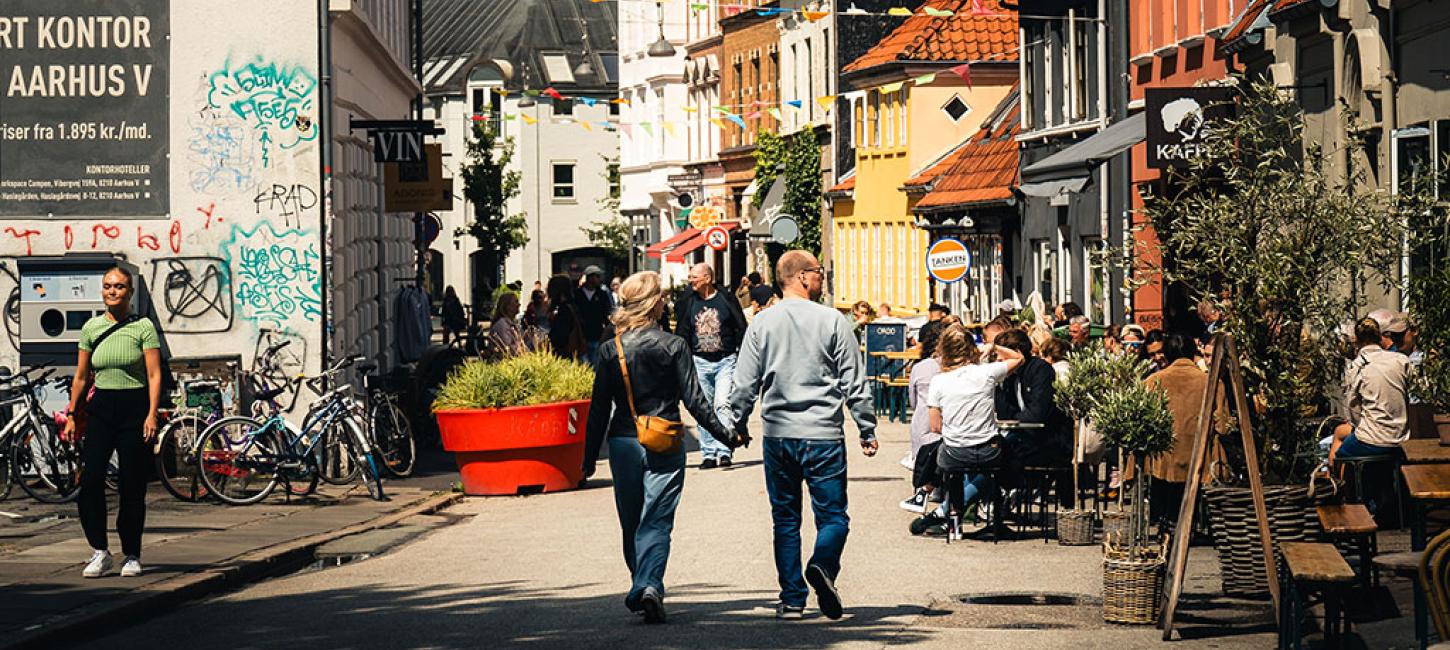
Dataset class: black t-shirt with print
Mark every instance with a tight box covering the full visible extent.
[681,290,743,361]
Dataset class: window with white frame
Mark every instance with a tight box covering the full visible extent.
[552,162,576,200]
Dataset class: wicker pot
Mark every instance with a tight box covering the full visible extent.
[1103,550,1166,624]
[1102,510,1132,548]
[1059,509,1096,546]
[1202,485,1315,595]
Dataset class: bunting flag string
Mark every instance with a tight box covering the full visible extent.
[603,0,1105,23]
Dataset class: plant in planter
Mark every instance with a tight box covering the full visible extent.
[1092,382,1176,624]
[1054,345,1154,545]
[1407,219,1450,441]
[431,351,594,495]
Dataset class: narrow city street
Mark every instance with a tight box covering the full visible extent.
[62,420,1339,650]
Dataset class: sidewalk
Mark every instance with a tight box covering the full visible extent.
[0,478,459,649]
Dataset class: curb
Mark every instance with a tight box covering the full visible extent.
[4,490,465,650]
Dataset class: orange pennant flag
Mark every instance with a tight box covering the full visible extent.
[803,10,829,21]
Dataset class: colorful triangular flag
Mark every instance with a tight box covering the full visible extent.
[949,63,972,88]
[924,7,953,16]
[545,87,565,101]
[690,2,708,9]
[683,106,699,113]
[580,121,593,131]
[662,121,677,136]
[503,113,517,120]
[525,89,541,96]
[521,114,537,125]
[768,107,783,121]
[709,117,728,129]
[726,114,747,128]
[803,10,829,21]
[816,95,836,111]
[612,98,630,105]
[620,123,633,138]
[914,72,938,86]
[747,110,762,119]
[880,81,905,93]
[786,99,803,109]
[491,87,509,96]
[970,0,994,15]
[579,97,598,107]
[887,6,912,15]
[640,122,654,136]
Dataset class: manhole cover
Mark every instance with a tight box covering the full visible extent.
[960,593,1099,607]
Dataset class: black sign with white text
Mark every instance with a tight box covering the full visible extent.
[1145,87,1235,170]
[0,0,169,217]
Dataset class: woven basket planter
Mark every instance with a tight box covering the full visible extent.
[1102,510,1132,548]
[1058,509,1096,546]
[1103,549,1166,625]
[1202,484,1315,595]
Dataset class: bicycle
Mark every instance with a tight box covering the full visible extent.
[194,355,385,505]
[363,369,415,478]
[0,366,82,503]
[152,376,232,502]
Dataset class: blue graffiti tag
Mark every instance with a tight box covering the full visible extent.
[187,106,257,193]
[222,223,322,326]
[206,57,319,166]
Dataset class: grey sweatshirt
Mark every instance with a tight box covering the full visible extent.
[727,297,877,441]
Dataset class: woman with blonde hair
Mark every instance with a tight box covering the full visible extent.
[488,292,526,359]
[581,271,741,624]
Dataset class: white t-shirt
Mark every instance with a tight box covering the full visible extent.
[926,361,1012,448]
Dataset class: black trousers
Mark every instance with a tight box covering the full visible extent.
[78,388,150,558]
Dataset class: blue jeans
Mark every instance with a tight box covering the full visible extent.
[692,354,737,460]
[607,437,686,609]
[763,437,850,608]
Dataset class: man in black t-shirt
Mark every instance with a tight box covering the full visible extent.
[574,265,614,365]
[676,263,748,468]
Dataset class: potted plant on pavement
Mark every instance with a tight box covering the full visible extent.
[1055,345,1153,546]
[1407,219,1450,442]
[1134,78,1440,594]
[1093,382,1176,625]
[431,351,594,495]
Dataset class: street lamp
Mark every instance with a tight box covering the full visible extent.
[647,1,675,57]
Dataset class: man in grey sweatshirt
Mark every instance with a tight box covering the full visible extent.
[727,249,878,621]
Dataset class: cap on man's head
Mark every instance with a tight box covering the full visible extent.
[583,265,604,277]
[1367,308,1395,331]
[996,300,1016,313]
[1384,312,1411,334]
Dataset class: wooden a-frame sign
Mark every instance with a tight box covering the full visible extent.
[1159,333,1280,640]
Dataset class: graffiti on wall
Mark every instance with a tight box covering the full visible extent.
[187,104,258,195]
[205,57,318,167]
[149,257,233,333]
[223,222,321,327]
[253,184,318,229]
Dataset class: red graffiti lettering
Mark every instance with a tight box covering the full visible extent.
[91,224,121,248]
[4,227,41,255]
[137,227,159,251]
[168,220,182,254]
[64,225,74,249]
[196,202,220,229]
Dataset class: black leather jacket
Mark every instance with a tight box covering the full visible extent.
[583,326,733,472]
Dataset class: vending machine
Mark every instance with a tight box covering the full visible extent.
[16,254,141,367]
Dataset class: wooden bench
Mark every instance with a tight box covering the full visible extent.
[1279,542,1357,650]
[1318,503,1379,587]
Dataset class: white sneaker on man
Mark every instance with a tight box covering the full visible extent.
[120,556,143,577]
[82,550,113,578]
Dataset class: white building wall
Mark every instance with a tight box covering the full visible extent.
[619,0,689,226]
[778,5,834,136]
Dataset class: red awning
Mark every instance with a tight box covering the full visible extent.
[645,228,700,260]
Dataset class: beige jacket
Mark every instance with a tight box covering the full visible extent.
[1346,345,1412,447]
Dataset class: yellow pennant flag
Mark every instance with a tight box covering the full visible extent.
[683,106,699,113]
[768,107,783,121]
[887,7,912,15]
[816,95,837,111]
[491,87,509,96]
[581,121,593,131]
[662,121,678,136]
[914,72,937,86]
[880,81,905,93]
[521,114,537,125]
[709,117,728,129]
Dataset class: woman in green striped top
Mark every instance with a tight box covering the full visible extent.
[61,267,164,579]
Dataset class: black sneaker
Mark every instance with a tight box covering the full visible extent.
[776,603,804,620]
[718,456,732,468]
[700,458,718,470]
[805,564,842,620]
[899,488,928,513]
[640,587,666,624]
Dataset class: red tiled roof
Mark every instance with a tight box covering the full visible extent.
[1220,0,1274,46]
[828,175,856,193]
[912,95,1020,210]
[843,0,1018,74]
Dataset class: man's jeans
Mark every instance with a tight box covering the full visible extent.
[692,354,736,460]
[763,437,850,608]
[607,437,686,609]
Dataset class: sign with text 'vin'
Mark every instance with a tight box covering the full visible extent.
[0,1,169,217]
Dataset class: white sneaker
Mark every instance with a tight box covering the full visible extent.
[82,550,113,578]
[899,454,914,470]
[120,556,143,577]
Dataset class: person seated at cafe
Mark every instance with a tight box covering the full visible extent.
[914,325,1024,530]
[994,328,1075,508]
[1330,317,1411,517]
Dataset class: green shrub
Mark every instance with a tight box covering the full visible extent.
[431,351,594,411]
[1054,344,1153,421]
[1092,383,1176,457]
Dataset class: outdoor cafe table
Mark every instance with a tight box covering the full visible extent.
[1401,464,1450,647]
[1402,439,1450,465]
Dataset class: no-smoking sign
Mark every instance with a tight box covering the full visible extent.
[704,225,730,252]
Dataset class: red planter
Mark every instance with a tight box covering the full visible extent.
[436,400,591,496]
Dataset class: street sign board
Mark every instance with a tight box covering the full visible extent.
[1145,87,1235,169]
[926,238,970,283]
[769,216,799,244]
[374,130,423,162]
[704,225,730,251]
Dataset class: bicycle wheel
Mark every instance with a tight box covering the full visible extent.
[155,416,211,502]
[0,445,13,501]
[370,398,416,478]
[13,420,81,504]
[344,417,385,501]
[196,416,281,506]
[317,417,362,485]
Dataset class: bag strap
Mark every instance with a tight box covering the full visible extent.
[91,314,140,352]
[613,334,639,420]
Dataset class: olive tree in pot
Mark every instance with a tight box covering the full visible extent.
[1055,345,1153,545]
[1135,78,1438,594]
[1093,382,1176,624]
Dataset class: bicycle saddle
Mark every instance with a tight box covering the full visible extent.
[254,386,287,401]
